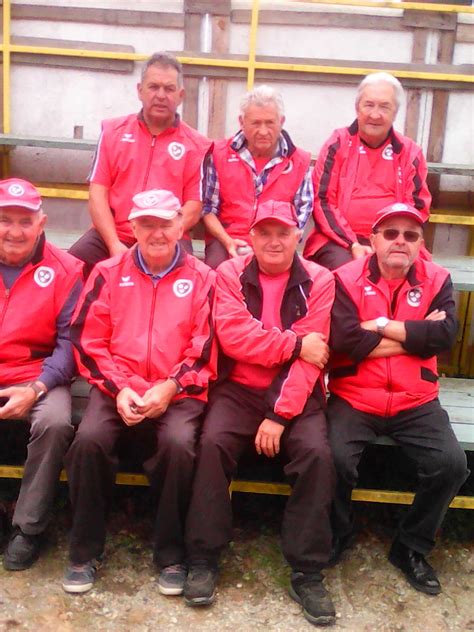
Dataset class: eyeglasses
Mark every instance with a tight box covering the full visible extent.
[376,229,422,243]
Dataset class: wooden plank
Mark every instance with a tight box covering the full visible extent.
[427,162,474,175]
[183,8,201,130]
[231,9,404,31]
[405,28,428,140]
[427,27,457,205]
[11,5,184,28]
[12,36,134,73]
[457,23,474,43]
[433,255,474,291]
[0,134,96,150]
[402,10,457,29]
[208,13,230,140]
[186,0,231,16]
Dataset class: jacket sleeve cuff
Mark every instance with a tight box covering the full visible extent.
[350,331,382,363]
[402,321,428,355]
[265,410,291,427]
[292,336,303,362]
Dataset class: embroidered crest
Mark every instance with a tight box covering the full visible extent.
[34,266,55,288]
[173,279,193,298]
[168,142,185,160]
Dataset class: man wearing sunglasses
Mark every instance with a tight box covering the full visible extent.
[326,202,468,596]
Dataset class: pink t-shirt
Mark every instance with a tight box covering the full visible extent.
[230,269,290,389]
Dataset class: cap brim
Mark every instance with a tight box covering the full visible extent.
[128,209,180,221]
[372,210,424,231]
[0,200,41,212]
[251,216,298,229]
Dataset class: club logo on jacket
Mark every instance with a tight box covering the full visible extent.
[168,142,185,160]
[173,279,193,298]
[119,276,134,287]
[364,285,376,296]
[382,144,394,161]
[407,287,422,307]
[120,133,135,143]
[34,266,55,288]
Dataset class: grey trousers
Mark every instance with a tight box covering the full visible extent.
[9,385,75,534]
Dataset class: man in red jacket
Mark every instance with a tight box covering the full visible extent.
[184,201,337,626]
[304,72,431,270]
[69,51,212,275]
[0,178,83,570]
[202,85,313,268]
[62,189,216,595]
[327,203,468,594]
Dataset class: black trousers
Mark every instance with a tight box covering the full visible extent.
[185,380,336,572]
[65,386,204,567]
[327,395,469,555]
[69,227,193,278]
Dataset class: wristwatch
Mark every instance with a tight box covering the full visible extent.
[375,317,390,336]
[27,381,47,402]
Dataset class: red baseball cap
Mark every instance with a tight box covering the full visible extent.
[372,203,425,231]
[0,178,42,212]
[251,200,298,229]
[128,189,182,221]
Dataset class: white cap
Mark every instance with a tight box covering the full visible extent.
[128,189,182,221]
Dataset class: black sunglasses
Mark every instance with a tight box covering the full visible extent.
[376,228,422,243]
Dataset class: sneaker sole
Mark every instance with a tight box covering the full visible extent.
[184,592,216,607]
[388,556,441,596]
[158,585,184,596]
[62,581,95,594]
[288,585,336,626]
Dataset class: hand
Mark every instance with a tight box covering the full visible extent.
[137,380,178,419]
[255,418,285,458]
[425,309,446,321]
[351,243,373,259]
[116,387,145,426]
[300,332,329,369]
[0,386,37,420]
[108,241,129,257]
[226,238,252,258]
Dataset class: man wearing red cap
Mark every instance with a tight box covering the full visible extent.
[69,52,212,276]
[0,178,83,570]
[304,72,431,270]
[327,202,468,595]
[62,189,216,596]
[184,200,337,626]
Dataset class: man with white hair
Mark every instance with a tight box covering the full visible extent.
[304,72,431,270]
[202,85,313,268]
[62,189,216,595]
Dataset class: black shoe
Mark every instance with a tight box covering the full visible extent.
[183,561,218,607]
[289,572,336,626]
[3,529,41,571]
[388,540,441,595]
[327,532,356,567]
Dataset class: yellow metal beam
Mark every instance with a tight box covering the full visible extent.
[430,213,474,226]
[2,0,11,176]
[37,186,88,200]
[2,45,472,85]
[299,0,474,14]
[247,0,260,90]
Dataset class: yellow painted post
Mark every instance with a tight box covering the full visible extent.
[247,0,260,90]
[300,0,474,14]
[1,0,11,176]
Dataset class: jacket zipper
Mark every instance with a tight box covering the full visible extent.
[143,135,157,190]
[146,282,158,381]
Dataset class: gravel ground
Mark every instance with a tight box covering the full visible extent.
[0,495,473,632]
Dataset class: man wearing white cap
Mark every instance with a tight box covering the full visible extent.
[184,200,337,626]
[0,178,83,570]
[62,189,216,595]
[327,202,468,595]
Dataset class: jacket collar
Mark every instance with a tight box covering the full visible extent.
[241,253,310,289]
[367,253,421,287]
[347,120,403,154]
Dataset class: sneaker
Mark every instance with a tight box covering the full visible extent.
[183,561,218,607]
[289,572,336,626]
[3,529,41,571]
[62,559,101,594]
[158,564,187,596]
